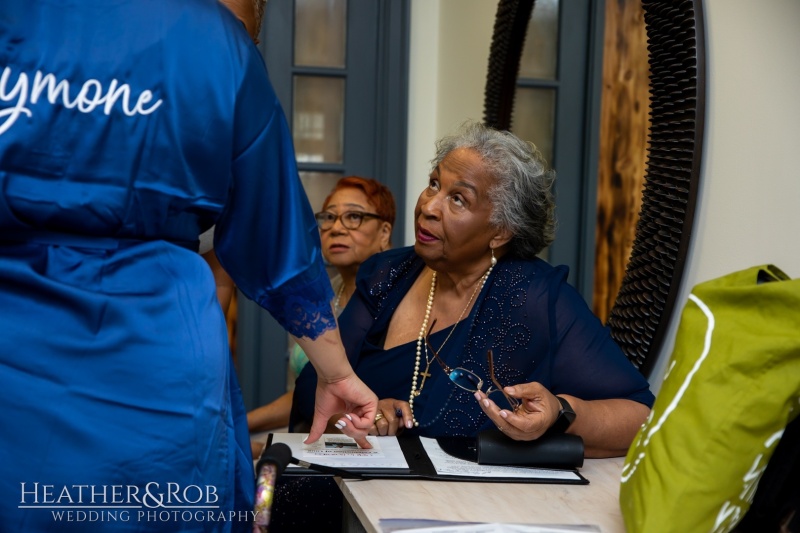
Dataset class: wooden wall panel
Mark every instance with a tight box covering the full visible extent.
[593,0,650,323]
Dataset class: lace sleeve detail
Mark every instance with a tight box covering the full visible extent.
[255,265,336,340]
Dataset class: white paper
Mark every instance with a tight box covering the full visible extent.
[268,433,410,470]
[419,437,581,481]
[378,519,600,533]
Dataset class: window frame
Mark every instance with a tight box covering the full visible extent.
[237,0,411,409]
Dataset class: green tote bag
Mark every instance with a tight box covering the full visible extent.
[619,264,800,533]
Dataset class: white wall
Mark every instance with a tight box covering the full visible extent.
[406,0,800,392]
[404,0,495,244]
[648,0,800,389]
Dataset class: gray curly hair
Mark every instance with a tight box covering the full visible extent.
[430,121,556,260]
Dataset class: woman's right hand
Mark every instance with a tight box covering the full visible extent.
[294,327,377,448]
[309,373,377,449]
[474,381,560,441]
[367,398,413,436]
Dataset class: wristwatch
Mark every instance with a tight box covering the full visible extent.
[549,396,576,434]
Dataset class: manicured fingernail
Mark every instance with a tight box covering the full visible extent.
[406,420,413,428]
[499,410,508,419]
[302,434,310,443]
[505,386,515,394]
[474,392,481,400]
[335,419,346,429]
[345,413,353,421]
[483,399,490,407]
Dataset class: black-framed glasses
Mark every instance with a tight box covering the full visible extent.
[425,320,520,411]
[314,210,383,231]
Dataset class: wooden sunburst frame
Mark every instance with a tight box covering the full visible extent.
[483,0,706,376]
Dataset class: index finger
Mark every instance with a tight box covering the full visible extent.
[305,408,332,445]
[351,435,371,449]
[474,391,505,424]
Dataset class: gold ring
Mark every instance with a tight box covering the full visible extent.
[374,412,384,424]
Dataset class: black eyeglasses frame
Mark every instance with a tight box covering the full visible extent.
[314,210,383,231]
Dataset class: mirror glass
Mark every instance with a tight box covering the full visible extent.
[485,0,705,374]
[518,0,558,80]
[514,3,558,173]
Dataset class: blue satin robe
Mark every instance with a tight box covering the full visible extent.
[0,1,333,531]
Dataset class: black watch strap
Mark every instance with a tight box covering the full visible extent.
[549,396,576,434]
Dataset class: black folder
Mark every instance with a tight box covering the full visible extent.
[265,431,588,485]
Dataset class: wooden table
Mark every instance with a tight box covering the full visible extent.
[338,457,626,532]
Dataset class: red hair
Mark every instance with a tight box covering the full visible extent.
[322,176,396,227]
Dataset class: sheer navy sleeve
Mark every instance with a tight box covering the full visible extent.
[290,248,416,430]
[337,250,400,361]
[545,266,655,407]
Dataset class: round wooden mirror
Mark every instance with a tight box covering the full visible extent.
[483,0,706,376]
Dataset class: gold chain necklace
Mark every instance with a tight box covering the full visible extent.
[408,263,494,427]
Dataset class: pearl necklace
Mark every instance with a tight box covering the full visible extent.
[334,282,345,311]
[408,263,495,427]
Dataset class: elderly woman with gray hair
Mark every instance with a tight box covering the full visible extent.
[291,121,654,458]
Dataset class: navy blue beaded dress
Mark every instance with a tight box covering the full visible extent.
[292,247,654,435]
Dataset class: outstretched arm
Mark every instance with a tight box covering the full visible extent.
[294,327,377,448]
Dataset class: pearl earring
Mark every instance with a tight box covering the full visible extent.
[490,248,497,266]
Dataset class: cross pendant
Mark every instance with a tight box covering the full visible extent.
[416,363,432,395]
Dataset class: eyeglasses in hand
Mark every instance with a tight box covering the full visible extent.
[425,320,520,411]
[314,210,383,231]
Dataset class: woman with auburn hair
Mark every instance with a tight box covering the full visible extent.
[248,176,396,452]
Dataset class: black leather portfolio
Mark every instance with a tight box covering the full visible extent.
[265,431,588,485]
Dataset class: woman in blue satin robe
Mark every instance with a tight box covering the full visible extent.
[0,1,376,531]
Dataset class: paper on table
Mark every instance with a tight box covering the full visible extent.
[269,433,410,470]
[419,437,582,481]
[378,519,601,532]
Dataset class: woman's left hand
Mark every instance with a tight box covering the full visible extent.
[474,382,562,441]
[367,398,413,436]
